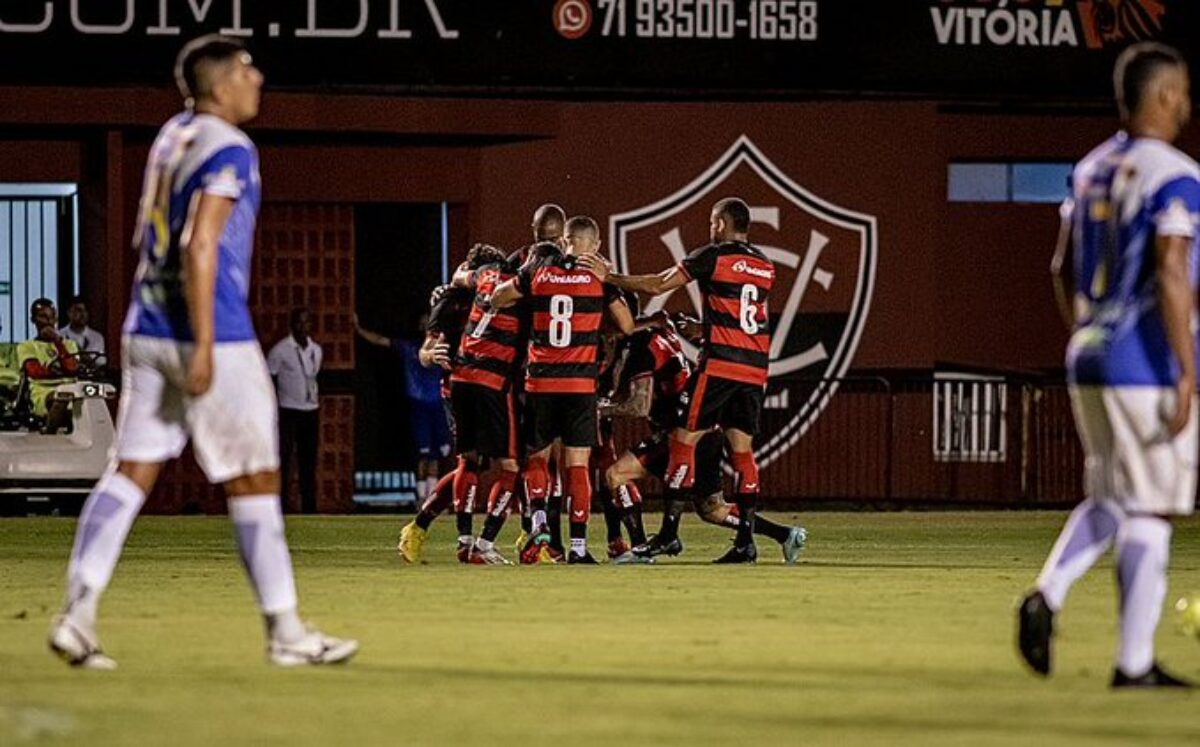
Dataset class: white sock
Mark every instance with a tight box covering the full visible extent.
[571,537,587,556]
[1115,515,1172,677]
[475,538,494,552]
[532,509,547,529]
[64,470,147,627]
[1035,498,1123,611]
[229,495,299,621]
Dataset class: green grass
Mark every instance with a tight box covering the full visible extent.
[3,512,1200,745]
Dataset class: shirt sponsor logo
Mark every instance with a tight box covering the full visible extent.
[732,260,774,279]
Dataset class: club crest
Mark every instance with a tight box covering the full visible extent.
[608,136,878,468]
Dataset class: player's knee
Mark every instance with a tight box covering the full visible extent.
[695,492,732,524]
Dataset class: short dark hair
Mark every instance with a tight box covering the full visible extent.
[1114,42,1186,121]
[67,295,86,309]
[175,35,247,105]
[713,197,751,233]
[466,243,506,269]
[288,307,310,326]
[532,204,567,241]
[565,215,599,239]
[30,297,54,319]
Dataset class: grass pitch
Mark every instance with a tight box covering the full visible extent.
[2,511,1200,746]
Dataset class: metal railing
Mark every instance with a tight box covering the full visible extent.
[613,373,1084,507]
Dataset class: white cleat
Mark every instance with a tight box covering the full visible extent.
[48,615,117,670]
[782,526,808,565]
[268,628,360,667]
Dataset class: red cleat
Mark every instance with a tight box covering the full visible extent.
[607,538,631,559]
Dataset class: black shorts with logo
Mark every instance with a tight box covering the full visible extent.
[633,429,724,497]
[525,392,597,452]
[451,381,519,459]
[680,372,764,436]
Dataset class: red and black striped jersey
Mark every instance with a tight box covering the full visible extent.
[678,241,774,386]
[615,328,691,429]
[517,246,621,394]
[452,262,525,391]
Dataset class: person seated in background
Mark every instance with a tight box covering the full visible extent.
[17,298,80,432]
[59,295,106,355]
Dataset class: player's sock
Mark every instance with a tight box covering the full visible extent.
[416,472,455,531]
[658,492,685,541]
[1115,514,1171,677]
[730,451,759,546]
[524,457,550,529]
[616,483,647,546]
[480,470,518,543]
[566,465,591,555]
[548,494,564,548]
[753,513,791,543]
[600,491,623,543]
[63,470,147,627]
[1034,497,1122,611]
[228,495,304,642]
[452,457,479,541]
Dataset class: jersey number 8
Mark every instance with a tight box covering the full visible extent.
[549,294,574,348]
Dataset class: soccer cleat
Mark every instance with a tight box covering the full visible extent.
[611,550,655,565]
[567,551,599,565]
[48,615,116,670]
[713,542,757,564]
[631,534,684,559]
[1111,662,1194,689]
[519,525,552,565]
[1016,590,1054,677]
[268,627,360,667]
[539,545,565,564]
[513,530,530,556]
[607,538,631,559]
[469,547,513,565]
[781,526,808,565]
[456,539,474,564]
[396,521,427,564]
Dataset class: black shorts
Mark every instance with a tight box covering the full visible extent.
[451,381,519,459]
[680,372,764,436]
[525,392,597,452]
[633,429,724,497]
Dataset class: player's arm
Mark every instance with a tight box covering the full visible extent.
[182,192,235,396]
[1050,199,1076,330]
[600,375,652,419]
[450,261,475,289]
[418,332,451,370]
[607,295,636,336]
[578,253,690,296]
[1157,233,1196,436]
[352,314,392,348]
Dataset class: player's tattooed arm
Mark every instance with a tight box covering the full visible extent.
[600,375,652,419]
[352,314,391,348]
[182,193,235,396]
[489,278,523,309]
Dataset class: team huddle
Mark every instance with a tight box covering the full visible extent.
[397,203,807,566]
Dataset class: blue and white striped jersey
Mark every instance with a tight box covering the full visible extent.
[1067,133,1200,386]
[124,111,261,343]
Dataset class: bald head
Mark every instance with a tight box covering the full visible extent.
[532,204,566,242]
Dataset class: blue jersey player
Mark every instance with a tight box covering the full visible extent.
[1019,42,1199,688]
[50,36,357,669]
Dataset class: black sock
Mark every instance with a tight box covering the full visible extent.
[734,494,756,547]
[548,494,564,548]
[600,493,622,543]
[456,511,473,539]
[521,514,533,533]
[481,512,507,543]
[753,513,790,543]
[659,491,686,541]
[622,504,647,546]
[415,509,437,531]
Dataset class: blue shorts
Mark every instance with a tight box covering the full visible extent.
[411,398,452,459]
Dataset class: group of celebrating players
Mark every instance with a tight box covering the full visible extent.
[395,201,807,566]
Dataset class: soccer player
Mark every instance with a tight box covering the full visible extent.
[1018,42,1199,688]
[581,197,774,563]
[48,36,357,669]
[446,244,525,564]
[605,315,806,563]
[491,215,634,563]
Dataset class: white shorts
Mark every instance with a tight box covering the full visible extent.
[114,335,280,484]
[1070,385,1198,516]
